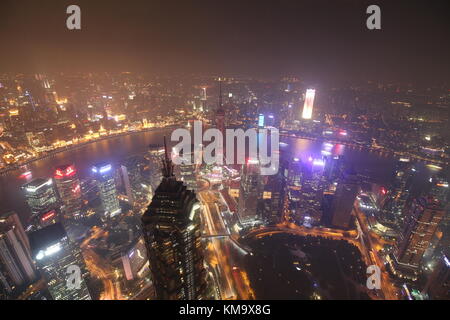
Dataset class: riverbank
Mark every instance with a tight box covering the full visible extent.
[0,125,176,176]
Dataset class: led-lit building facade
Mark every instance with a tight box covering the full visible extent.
[142,143,207,300]
[29,223,91,300]
[22,178,59,229]
[92,162,121,218]
[121,237,150,281]
[54,164,83,220]
[301,89,315,120]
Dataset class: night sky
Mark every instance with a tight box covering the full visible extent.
[0,0,449,82]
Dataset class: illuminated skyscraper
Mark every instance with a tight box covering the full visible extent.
[422,176,449,261]
[301,89,315,120]
[54,164,83,220]
[324,155,345,184]
[429,176,449,204]
[173,144,198,191]
[121,156,145,204]
[258,114,265,128]
[22,178,59,229]
[215,79,226,158]
[142,139,207,300]
[121,237,150,281]
[0,212,36,297]
[147,144,165,192]
[92,162,121,218]
[29,223,91,300]
[297,157,327,226]
[394,197,445,279]
[287,157,302,187]
[422,252,450,299]
[382,161,414,218]
[200,87,207,112]
[331,167,359,229]
[238,158,263,226]
[259,159,288,225]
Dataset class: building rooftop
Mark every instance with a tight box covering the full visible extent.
[29,223,67,256]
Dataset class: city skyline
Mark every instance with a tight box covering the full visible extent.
[0,0,449,306]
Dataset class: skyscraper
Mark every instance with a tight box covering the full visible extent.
[301,89,315,120]
[394,197,445,279]
[22,178,59,230]
[92,162,121,218]
[121,156,145,204]
[238,158,263,226]
[422,252,450,300]
[54,164,83,220]
[259,159,288,225]
[199,87,207,112]
[429,176,449,204]
[121,237,149,281]
[147,144,165,192]
[331,168,359,229]
[380,161,415,232]
[423,176,449,261]
[215,79,226,158]
[287,157,302,187]
[142,139,207,300]
[29,223,91,300]
[324,155,345,184]
[0,212,36,297]
[174,144,198,191]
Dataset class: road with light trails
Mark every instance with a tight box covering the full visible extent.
[198,189,254,300]
[83,248,124,300]
[354,206,400,300]
[81,226,124,300]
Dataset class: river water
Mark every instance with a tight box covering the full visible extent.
[0,128,430,225]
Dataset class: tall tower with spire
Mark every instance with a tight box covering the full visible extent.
[141,138,208,300]
[215,78,226,157]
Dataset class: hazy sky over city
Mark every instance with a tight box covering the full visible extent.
[0,0,449,82]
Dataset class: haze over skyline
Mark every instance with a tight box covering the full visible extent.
[1,0,449,83]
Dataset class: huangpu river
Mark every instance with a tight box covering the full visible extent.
[0,128,433,225]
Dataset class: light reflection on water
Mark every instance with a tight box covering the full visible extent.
[0,129,434,225]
